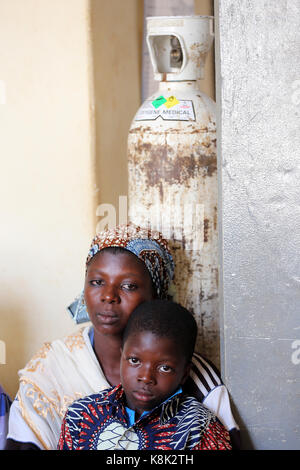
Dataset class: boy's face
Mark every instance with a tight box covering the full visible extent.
[120,331,190,419]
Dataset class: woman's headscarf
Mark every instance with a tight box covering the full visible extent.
[68,223,175,324]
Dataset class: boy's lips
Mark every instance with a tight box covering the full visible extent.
[132,389,154,403]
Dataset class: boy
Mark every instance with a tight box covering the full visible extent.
[58,300,231,450]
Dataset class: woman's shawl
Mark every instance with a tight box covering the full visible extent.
[16,326,109,450]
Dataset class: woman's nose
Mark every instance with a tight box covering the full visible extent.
[100,284,120,303]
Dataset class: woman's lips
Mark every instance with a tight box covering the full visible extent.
[96,312,118,324]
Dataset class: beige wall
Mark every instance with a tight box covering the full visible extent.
[194,0,215,100]
[0,0,96,398]
[91,0,143,214]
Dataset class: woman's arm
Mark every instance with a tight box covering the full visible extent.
[5,399,43,450]
[5,438,40,450]
[192,419,232,450]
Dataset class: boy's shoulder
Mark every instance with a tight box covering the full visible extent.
[179,393,210,407]
[177,394,216,421]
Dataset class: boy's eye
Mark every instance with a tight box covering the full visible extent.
[128,357,140,365]
[159,365,173,373]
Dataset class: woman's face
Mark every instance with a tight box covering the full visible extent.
[84,250,154,337]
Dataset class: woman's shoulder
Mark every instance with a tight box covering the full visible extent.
[182,352,223,402]
[191,352,223,385]
[20,326,90,374]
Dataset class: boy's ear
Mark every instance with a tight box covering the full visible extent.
[180,362,191,385]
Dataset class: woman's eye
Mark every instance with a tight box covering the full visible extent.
[90,279,104,286]
[122,283,137,291]
[128,357,140,365]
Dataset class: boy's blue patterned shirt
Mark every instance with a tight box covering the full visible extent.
[58,384,231,450]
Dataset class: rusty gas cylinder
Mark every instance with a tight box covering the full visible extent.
[127,16,219,366]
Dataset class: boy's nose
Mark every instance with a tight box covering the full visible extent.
[138,365,156,384]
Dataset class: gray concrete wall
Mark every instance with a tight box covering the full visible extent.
[215,0,300,449]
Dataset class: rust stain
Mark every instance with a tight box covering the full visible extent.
[129,126,153,134]
[213,206,217,231]
[190,127,209,134]
[206,292,218,301]
[204,218,209,242]
[189,43,207,70]
[194,148,217,177]
[128,139,217,191]
[201,135,212,147]
[129,127,212,135]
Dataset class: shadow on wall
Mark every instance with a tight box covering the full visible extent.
[230,400,255,450]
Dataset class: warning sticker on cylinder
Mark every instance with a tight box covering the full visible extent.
[135,97,195,121]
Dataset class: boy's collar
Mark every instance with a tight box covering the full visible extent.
[106,384,183,425]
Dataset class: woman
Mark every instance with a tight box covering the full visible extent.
[6,224,239,450]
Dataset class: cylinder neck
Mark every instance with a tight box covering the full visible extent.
[146,16,214,82]
[158,80,200,92]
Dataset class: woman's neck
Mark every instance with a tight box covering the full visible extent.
[93,329,122,387]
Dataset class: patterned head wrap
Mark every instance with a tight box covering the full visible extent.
[68,223,175,324]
